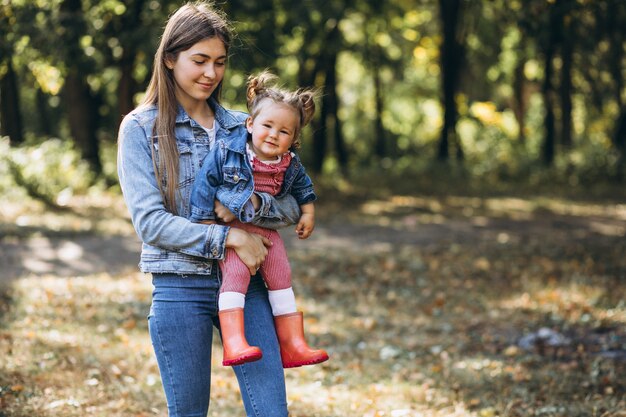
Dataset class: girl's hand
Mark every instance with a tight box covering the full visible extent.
[215,200,236,223]
[226,228,272,274]
[250,193,261,211]
[295,213,315,239]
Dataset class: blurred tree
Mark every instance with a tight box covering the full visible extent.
[0,60,23,145]
[101,0,149,122]
[362,0,405,162]
[437,0,465,162]
[2,0,625,183]
[0,2,24,144]
[518,0,560,166]
[275,0,351,173]
[222,0,279,71]
[91,0,173,128]
[605,0,626,174]
[58,0,102,174]
[318,22,348,173]
[559,0,576,150]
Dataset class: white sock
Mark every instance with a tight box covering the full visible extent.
[219,291,246,311]
[268,288,297,316]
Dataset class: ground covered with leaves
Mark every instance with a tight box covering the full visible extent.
[0,187,625,417]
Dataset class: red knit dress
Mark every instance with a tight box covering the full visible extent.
[219,151,294,293]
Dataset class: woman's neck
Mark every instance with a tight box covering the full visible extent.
[178,97,214,129]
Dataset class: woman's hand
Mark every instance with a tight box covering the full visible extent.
[226,228,272,275]
[215,200,236,223]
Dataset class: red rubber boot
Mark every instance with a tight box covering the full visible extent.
[274,312,329,368]
[219,308,262,366]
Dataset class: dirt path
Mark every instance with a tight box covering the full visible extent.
[1,202,624,281]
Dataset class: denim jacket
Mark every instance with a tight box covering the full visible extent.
[117,98,302,274]
[189,132,316,224]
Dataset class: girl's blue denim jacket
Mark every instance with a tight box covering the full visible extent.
[189,132,316,224]
[117,99,302,275]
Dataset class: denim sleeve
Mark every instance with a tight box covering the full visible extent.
[251,193,302,229]
[189,146,222,223]
[117,115,229,259]
[289,164,317,206]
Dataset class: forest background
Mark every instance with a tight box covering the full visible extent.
[0,1,625,417]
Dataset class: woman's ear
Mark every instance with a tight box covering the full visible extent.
[246,117,253,133]
[165,59,174,70]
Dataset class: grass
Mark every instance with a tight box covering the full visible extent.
[0,182,625,416]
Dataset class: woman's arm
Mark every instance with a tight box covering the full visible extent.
[225,227,271,274]
[117,115,228,259]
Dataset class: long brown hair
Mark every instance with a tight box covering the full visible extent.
[141,1,232,213]
[246,71,317,149]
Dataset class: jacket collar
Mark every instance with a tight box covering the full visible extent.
[175,98,241,130]
[223,131,249,154]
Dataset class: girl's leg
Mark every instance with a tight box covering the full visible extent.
[258,231,297,316]
[219,247,253,295]
[258,230,291,291]
[257,231,329,368]
[231,274,289,417]
[218,244,263,366]
[148,273,220,417]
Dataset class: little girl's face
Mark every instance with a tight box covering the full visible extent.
[246,101,299,161]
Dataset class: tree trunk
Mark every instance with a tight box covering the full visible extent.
[308,23,343,174]
[115,0,145,128]
[59,0,102,174]
[325,52,348,172]
[0,58,24,145]
[437,0,464,162]
[117,57,137,122]
[606,0,625,163]
[311,108,327,174]
[63,69,102,174]
[373,58,386,159]
[541,4,560,166]
[512,58,527,143]
[35,87,57,137]
[560,15,573,148]
[542,52,556,166]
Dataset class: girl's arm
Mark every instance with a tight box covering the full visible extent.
[250,155,315,230]
[295,202,315,239]
[249,192,302,228]
[117,115,229,259]
[214,192,302,228]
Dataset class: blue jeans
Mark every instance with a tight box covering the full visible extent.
[148,272,288,417]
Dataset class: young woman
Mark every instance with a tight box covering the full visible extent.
[117,3,300,416]
[189,71,329,369]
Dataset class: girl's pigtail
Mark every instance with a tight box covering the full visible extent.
[246,70,277,109]
[246,76,260,104]
[298,90,317,126]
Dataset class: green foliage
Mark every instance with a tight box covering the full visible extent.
[0,137,96,207]
[1,0,625,185]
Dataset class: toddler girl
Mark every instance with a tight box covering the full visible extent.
[190,71,328,368]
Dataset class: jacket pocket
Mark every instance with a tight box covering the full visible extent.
[222,166,249,187]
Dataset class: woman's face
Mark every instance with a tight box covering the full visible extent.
[246,100,299,161]
[168,37,227,109]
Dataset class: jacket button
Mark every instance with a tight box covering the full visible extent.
[233,175,240,182]
[211,248,219,256]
